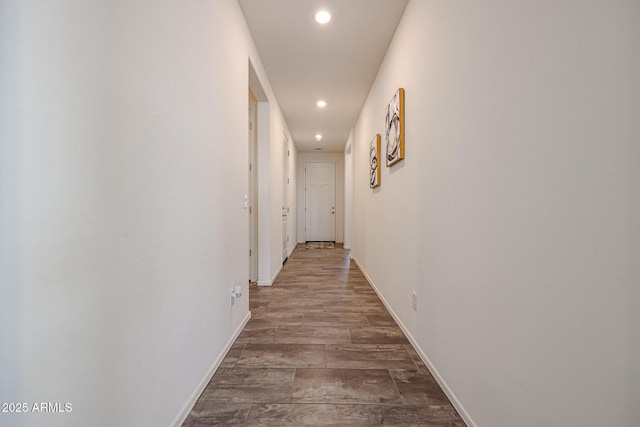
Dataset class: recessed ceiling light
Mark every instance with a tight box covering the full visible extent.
[315,10,331,24]
[316,100,327,108]
[315,134,323,141]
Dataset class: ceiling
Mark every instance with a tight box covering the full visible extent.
[238,0,409,153]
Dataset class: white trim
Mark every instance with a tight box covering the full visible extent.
[257,262,283,287]
[271,264,282,283]
[352,257,476,427]
[343,245,351,250]
[171,311,251,427]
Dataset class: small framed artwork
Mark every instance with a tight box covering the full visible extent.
[369,134,381,188]
[385,88,405,166]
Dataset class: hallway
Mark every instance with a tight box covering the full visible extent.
[3,1,637,425]
[182,244,464,426]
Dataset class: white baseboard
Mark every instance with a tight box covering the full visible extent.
[257,264,283,287]
[272,264,282,281]
[352,258,475,427]
[270,264,282,283]
[171,311,251,427]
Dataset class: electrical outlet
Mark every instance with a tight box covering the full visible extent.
[412,292,418,311]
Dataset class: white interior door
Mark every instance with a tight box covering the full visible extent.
[282,134,289,263]
[305,162,336,242]
[248,90,258,281]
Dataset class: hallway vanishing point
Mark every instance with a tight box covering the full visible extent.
[182,244,464,426]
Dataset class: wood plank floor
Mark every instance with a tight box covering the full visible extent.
[183,244,464,426]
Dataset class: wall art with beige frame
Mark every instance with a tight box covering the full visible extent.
[385,87,405,166]
[369,134,381,188]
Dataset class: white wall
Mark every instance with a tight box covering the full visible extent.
[266,121,296,284]
[352,0,639,426]
[256,101,273,286]
[253,82,296,286]
[0,0,291,425]
[343,130,354,250]
[286,136,298,256]
[297,152,345,243]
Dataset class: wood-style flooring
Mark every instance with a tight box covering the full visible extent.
[182,244,464,426]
